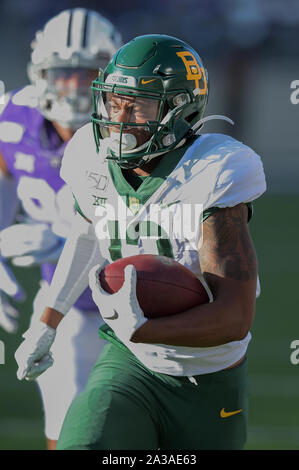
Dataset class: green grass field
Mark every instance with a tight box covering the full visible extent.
[0,193,299,450]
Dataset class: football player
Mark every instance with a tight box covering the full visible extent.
[14,35,266,450]
[0,8,122,449]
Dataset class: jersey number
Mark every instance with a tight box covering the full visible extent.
[107,220,174,261]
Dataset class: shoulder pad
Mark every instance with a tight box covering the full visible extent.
[201,134,267,208]
[170,134,266,209]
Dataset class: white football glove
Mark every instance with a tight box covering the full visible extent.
[0,222,64,266]
[15,322,56,381]
[0,259,25,334]
[89,264,148,343]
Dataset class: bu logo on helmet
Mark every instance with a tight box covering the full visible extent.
[176,51,207,95]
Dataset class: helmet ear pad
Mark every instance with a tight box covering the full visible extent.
[160,96,201,147]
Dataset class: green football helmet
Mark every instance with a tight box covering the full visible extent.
[91,34,209,169]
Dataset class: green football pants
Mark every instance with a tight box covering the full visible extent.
[57,341,248,450]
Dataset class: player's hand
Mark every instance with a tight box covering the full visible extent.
[0,223,64,267]
[89,264,147,343]
[15,322,56,380]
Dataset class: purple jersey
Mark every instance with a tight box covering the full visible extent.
[0,88,96,312]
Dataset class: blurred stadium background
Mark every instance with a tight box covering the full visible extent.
[0,0,299,450]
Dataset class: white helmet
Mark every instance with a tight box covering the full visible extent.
[28,8,122,129]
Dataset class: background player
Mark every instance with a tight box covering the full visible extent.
[14,34,266,449]
[0,8,122,449]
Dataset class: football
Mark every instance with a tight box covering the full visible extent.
[99,254,210,318]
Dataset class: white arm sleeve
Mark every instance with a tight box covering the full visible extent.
[46,214,103,315]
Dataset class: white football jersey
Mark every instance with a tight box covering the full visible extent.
[60,123,266,376]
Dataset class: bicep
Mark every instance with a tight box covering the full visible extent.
[199,203,258,332]
[199,203,258,282]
